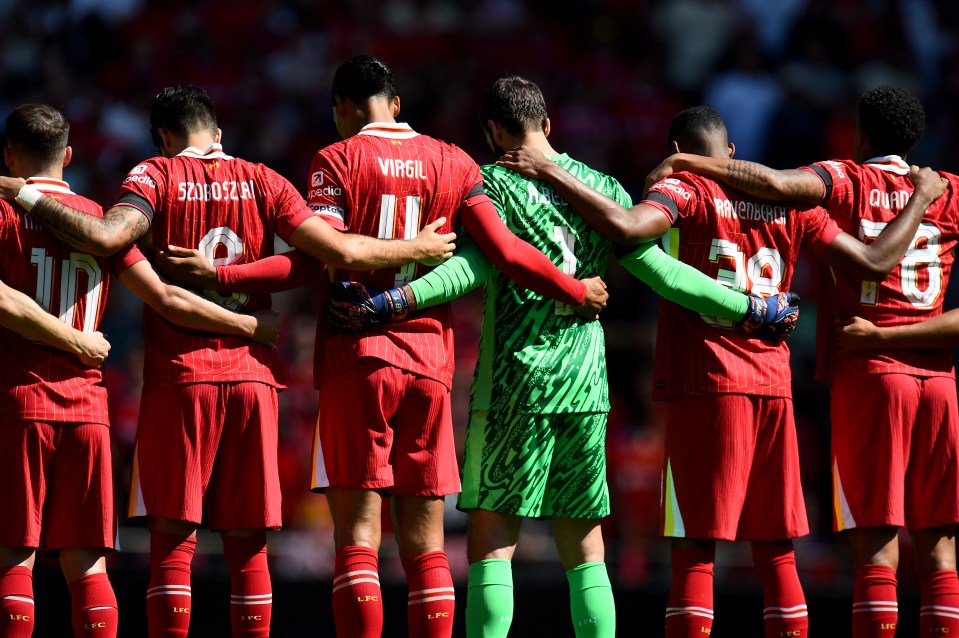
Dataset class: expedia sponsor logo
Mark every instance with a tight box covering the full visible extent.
[309,185,342,199]
[123,174,157,188]
[651,179,692,201]
[311,170,325,187]
[825,161,846,180]
[129,164,149,175]
[712,198,787,224]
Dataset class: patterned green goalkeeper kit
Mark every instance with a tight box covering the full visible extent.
[459,155,631,519]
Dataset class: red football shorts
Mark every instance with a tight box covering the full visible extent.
[660,394,808,541]
[128,382,282,531]
[312,357,459,496]
[831,373,959,532]
[0,421,115,551]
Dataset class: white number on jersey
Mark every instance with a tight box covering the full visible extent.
[197,226,249,311]
[702,239,784,327]
[858,220,942,308]
[553,226,578,316]
[378,194,422,287]
[31,248,104,333]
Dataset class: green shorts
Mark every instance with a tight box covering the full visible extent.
[457,409,609,519]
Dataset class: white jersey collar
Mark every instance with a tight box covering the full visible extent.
[25,176,74,194]
[863,155,910,175]
[177,143,235,160]
[358,122,419,140]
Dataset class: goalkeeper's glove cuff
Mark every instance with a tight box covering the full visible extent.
[370,286,410,323]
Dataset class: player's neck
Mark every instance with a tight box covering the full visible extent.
[181,132,219,153]
[510,132,557,157]
[15,164,62,181]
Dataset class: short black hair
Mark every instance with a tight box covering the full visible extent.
[5,104,69,166]
[481,76,548,136]
[330,55,396,105]
[667,106,726,155]
[149,85,218,148]
[858,86,925,157]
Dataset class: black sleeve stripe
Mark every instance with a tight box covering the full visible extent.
[809,165,833,204]
[117,192,155,222]
[466,182,485,200]
[645,191,680,222]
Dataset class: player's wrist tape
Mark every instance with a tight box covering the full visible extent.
[15,184,43,211]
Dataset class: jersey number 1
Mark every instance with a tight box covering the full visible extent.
[378,194,422,287]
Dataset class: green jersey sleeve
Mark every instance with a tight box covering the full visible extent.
[618,241,748,320]
[406,235,491,309]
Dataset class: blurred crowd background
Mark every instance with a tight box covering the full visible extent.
[5,0,959,633]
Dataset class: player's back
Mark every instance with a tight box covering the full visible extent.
[0,181,110,423]
[808,158,959,379]
[647,171,840,400]
[470,155,620,416]
[307,123,481,389]
[121,146,296,386]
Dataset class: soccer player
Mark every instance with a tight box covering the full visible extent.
[643,87,959,638]
[325,78,803,638]
[0,87,454,638]
[496,104,946,638]
[0,103,282,638]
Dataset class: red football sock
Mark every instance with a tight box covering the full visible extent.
[852,564,898,637]
[332,546,383,638]
[147,532,196,638]
[752,544,808,638]
[665,545,715,638]
[403,551,455,638]
[223,533,272,638]
[920,569,959,634]
[69,572,118,637]
[0,566,34,638]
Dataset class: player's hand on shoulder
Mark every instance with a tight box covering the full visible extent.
[908,165,948,208]
[77,330,110,368]
[251,309,281,346]
[153,245,218,289]
[741,291,800,342]
[412,217,456,266]
[644,149,690,196]
[496,145,554,180]
[0,176,27,203]
[835,316,880,352]
[575,276,608,321]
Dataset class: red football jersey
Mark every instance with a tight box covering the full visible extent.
[803,156,959,380]
[0,178,111,424]
[306,122,482,389]
[116,144,312,386]
[643,172,842,399]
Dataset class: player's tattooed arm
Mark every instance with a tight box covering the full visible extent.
[0,278,110,366]
[645,154,826,204]
[31,200,149,257]
[497,146,669,244]
[820,165,946,280]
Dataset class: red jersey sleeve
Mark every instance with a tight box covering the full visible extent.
[798,205,843,257]
[115,159,167,225]
[305,148,350,232]
[111,243,147,275]
[642,173,701,224]
[256,164,315,241]
[799,160,857,225]
[217,250,324,293]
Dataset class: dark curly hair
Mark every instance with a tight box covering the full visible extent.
[667,106,726,155]
[858,86,925,157]
[330,55,396,105]
[150,85,217,149]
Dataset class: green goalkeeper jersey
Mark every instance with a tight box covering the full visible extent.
[471,156,630,415]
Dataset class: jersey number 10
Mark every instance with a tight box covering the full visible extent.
[31,247,103,333]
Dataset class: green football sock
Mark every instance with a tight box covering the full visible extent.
[567,562,615,638]
[466,559,514,638]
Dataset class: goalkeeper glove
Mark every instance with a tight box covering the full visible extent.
[328,281,410,333]
[741,292,800,342]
